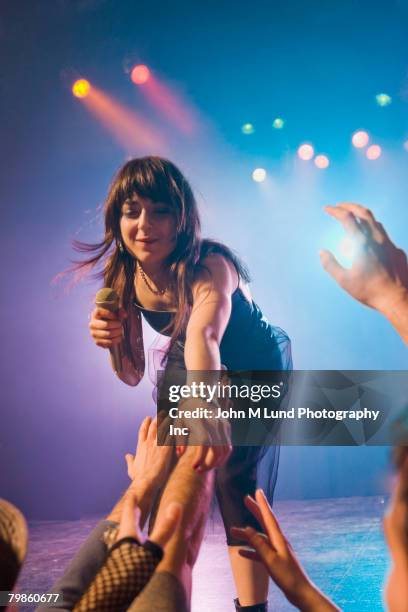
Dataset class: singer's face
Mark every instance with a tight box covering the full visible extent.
[120,195,177,266]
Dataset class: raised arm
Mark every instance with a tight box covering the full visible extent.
[320,202,408,344]
[177,254,235,470]
[184,253,237,370]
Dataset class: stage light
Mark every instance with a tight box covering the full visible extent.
[242,123,255,135]
[404,140,408,152]
[297,144,314,161]
[72,79,91,98]
[352,130,369,148]
[252,168,266,182]
[272,117,285,129]
[131,64,150,85]
[375,93,392,107]
[366,144,382,160]
[314,154,329,169]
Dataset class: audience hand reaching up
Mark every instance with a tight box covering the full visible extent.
[320,203,408,343]
[117,490,182,550]
[106,415,174,529]
[125,415,173,489]
[231,490,340,611]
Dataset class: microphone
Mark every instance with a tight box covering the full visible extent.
[95,288,123,375]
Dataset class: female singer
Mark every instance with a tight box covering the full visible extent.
[82,156,291,611]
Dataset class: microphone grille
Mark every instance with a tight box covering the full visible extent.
[95,287,119,308]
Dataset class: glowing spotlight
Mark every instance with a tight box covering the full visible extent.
[272,117,285,129]
[252,168,266,182]
[403,140,408,152]
[131,64,150,85]
[352,130,369,148]
[297,143,314,161]
[375,93,392,107]
[72,79,91,98]
[366,144,382,160]
[242,123,255,135]
[314,154,329,169]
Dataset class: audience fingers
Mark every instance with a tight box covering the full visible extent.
[150,502,183,549]
[238,548,262,562]
[337,203,389,243]
[138,416,152,444]
[125,453,134,479]
[237,526,273,562]
[335,202,380,228]
[230,526,250,543]
[324,205,365,241]
[147,415,158,441]
[157,413,172,445]
[230,526,271,554]
[244,495,266,530]
[255,489,287,552]
[319,250,348,288]
[336,202,376,221]
[230,527,264,563]
[376,221,391,242]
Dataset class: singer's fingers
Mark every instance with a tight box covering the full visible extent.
[89,318,123,331]
[90,327,124,339]
[93,307,119,321]
[192,446,207,470]
[95,337,122,348]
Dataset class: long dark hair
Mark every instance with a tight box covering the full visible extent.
[72,156,250,361]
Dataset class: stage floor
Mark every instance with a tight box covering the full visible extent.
[18,496,388,611]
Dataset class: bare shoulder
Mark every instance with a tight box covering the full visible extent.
[193,253,238,295]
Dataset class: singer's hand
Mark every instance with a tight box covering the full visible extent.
[89,306,127,348]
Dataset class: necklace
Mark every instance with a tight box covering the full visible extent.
[137,261,168,296]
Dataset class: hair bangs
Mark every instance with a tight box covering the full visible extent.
[115,158,181,210]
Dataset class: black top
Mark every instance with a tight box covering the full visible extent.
[133,288,290,371]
